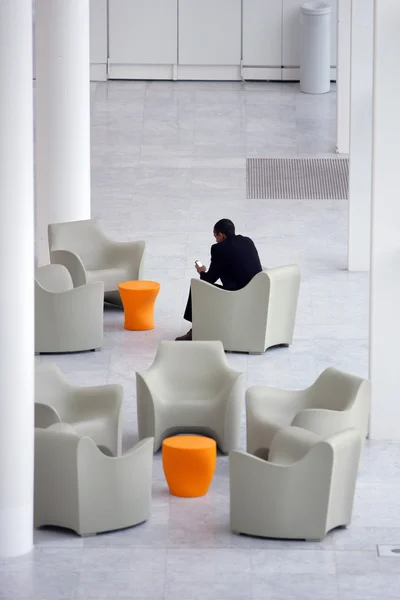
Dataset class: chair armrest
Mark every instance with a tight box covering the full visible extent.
[246,385,308,422]
[50,249,87,288]
[75,436,154,534]
[230,450,288,495]
[52,282,104,349]
[263,265,301,346]
[291,408,352,439]
[80,436,153,471]
[136,372,157,447]
[105,240,146,277]
[230,446,333,539]
[79,436,154,501]
[121,437,154,464]
[35,403,61,428]
[53,281,104,306]
[224,368,245,388]
[220,372,245,453]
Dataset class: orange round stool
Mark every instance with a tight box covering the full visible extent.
[118,280,160,331]
[162,435,217,498]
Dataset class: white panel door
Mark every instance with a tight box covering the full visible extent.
[242,0,282,67]
[282,0,337,66]
[90,0,107,63]
[178,0,241,65]
[90,0,107,64]
[108,0,178,65]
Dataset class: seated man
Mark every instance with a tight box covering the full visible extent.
[176,218,262,341]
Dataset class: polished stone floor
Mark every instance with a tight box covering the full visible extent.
[3,80,400,600]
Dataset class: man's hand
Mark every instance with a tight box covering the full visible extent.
[195,262,206,274]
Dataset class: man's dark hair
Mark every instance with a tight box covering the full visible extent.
[214,219,235,238]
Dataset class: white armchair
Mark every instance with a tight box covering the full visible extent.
[35,264,104,353]
[35,362,123,456]
[48,218,145,305]
[34,425,153,536]
[191,265,301,353]
[136,341,244,453]
[230,426,362,541]
[246,367,371,458]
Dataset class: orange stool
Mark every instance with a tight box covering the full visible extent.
[162,435,217,498]
[118,280,160,331]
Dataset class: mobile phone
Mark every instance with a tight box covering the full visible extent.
[195,260,203,268]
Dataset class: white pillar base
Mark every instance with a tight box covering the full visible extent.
[0,505,33,558]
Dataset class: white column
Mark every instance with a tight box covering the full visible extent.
[369,0,400,440]
[347,0,373,271]
[90,0,108,81]
[336,0,351,154]
[0,0,34,557]
[35,0,91,266]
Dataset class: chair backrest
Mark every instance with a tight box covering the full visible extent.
[240,270,271,308]
[268,426,322,465]
[226,271,271,345]
[48,219,107,269]
[308,367,370,412]
[35,264,73,293]
[263,264,301,346]
[150,341,232,396]
[35,363,71,412]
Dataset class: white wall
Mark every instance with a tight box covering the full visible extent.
[90,0,108,81]
[336,0,351,153]
[108,0,178,80]
[369,0,400,441]
[106,0,338,81]
[347,0,373,271]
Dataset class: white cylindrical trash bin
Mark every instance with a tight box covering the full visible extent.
[300,2,331,94]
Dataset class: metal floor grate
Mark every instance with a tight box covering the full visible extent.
[246,158,349,200]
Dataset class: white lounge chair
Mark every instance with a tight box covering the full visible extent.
[48,218,145,305]
[35,363,123,457]
[246,367,371,458]
[191,265,301,353]
[35,425,154,537]
[230,426,362,541]
[136,341,244,453]
[35,264,104,353]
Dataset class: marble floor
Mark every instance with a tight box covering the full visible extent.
[3,80,400,600]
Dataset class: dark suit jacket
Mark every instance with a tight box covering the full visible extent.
[200,234,262,291]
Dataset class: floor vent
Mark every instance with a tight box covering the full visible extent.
[246,157,349,200]
[377,545,400,557]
